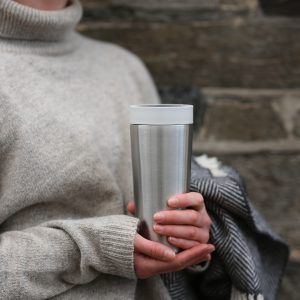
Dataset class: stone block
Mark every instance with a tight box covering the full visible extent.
[198,94,287,141]
[81,0,258,13]
[111,0,220,9]
[78,18,300,88]
[260,0,300,16]
[81,0,259,23]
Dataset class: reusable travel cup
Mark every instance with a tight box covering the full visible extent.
[130,104,193,247]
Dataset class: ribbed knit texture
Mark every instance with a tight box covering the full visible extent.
[0,1,173,299]
[0,0,82,54]
[0,0,82,40]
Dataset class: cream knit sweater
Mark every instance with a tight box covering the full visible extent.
[0,0,172,298]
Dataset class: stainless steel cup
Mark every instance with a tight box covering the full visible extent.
[130,104,193,247]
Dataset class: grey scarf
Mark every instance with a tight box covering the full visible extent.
[162,155,289,300]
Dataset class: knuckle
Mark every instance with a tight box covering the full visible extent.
[174,258,185,271]
[206,216,212,227]
[202,212,212,227]
[195,193,204,204]
[166,212,174,222]
[187,227,198,240]
[149,244,159,257]
[202,231,210,243]
[189,210,199,224]
[191,192,200,197]
[198,193,204,202]
[190,210,199,224]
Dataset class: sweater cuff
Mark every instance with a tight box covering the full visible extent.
[43,215,140,281]
[99,215,140,279]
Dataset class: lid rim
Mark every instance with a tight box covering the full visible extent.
[129,104,194,125]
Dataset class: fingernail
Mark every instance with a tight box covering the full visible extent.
[168,237,177,242]
[168,197,178,207]
[207,245,215,252]
[153,212,164,222]
[164,249,176,260]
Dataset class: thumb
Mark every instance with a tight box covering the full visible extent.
[127,201,136,215]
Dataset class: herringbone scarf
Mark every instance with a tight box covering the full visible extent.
[161,155,289,300]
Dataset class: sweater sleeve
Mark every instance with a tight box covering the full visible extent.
[0,214,139,299]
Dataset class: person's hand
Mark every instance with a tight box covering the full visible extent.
[128,192,214,279]
[133,233,214,279]
[128,192,212,250]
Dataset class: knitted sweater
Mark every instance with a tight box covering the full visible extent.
[0,0,173,299]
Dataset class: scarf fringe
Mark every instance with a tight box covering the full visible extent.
[231,286,264,300]
[195,155,227,177]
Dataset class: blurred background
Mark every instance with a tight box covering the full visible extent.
[78,1,300,298]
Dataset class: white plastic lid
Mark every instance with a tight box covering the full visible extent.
[130,104,193,125]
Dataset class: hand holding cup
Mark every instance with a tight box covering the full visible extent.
[128,192,214,279]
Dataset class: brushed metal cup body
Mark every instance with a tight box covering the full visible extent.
[130,104,193,247]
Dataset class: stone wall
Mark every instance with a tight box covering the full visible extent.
[78,1,300,298]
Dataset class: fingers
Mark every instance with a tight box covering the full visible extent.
[167,237,201,249]
[134,234,176,262]
[168,192,204,211]
[154,209,206,227]
[154,209,211,228]
[170,244,214,272]
[127,201,136,215]
[154,224,209,243]
[135,244,215,279]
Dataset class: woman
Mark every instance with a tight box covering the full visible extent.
[0,0,214,298]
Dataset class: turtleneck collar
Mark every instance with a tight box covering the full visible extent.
[0,0,82,43]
